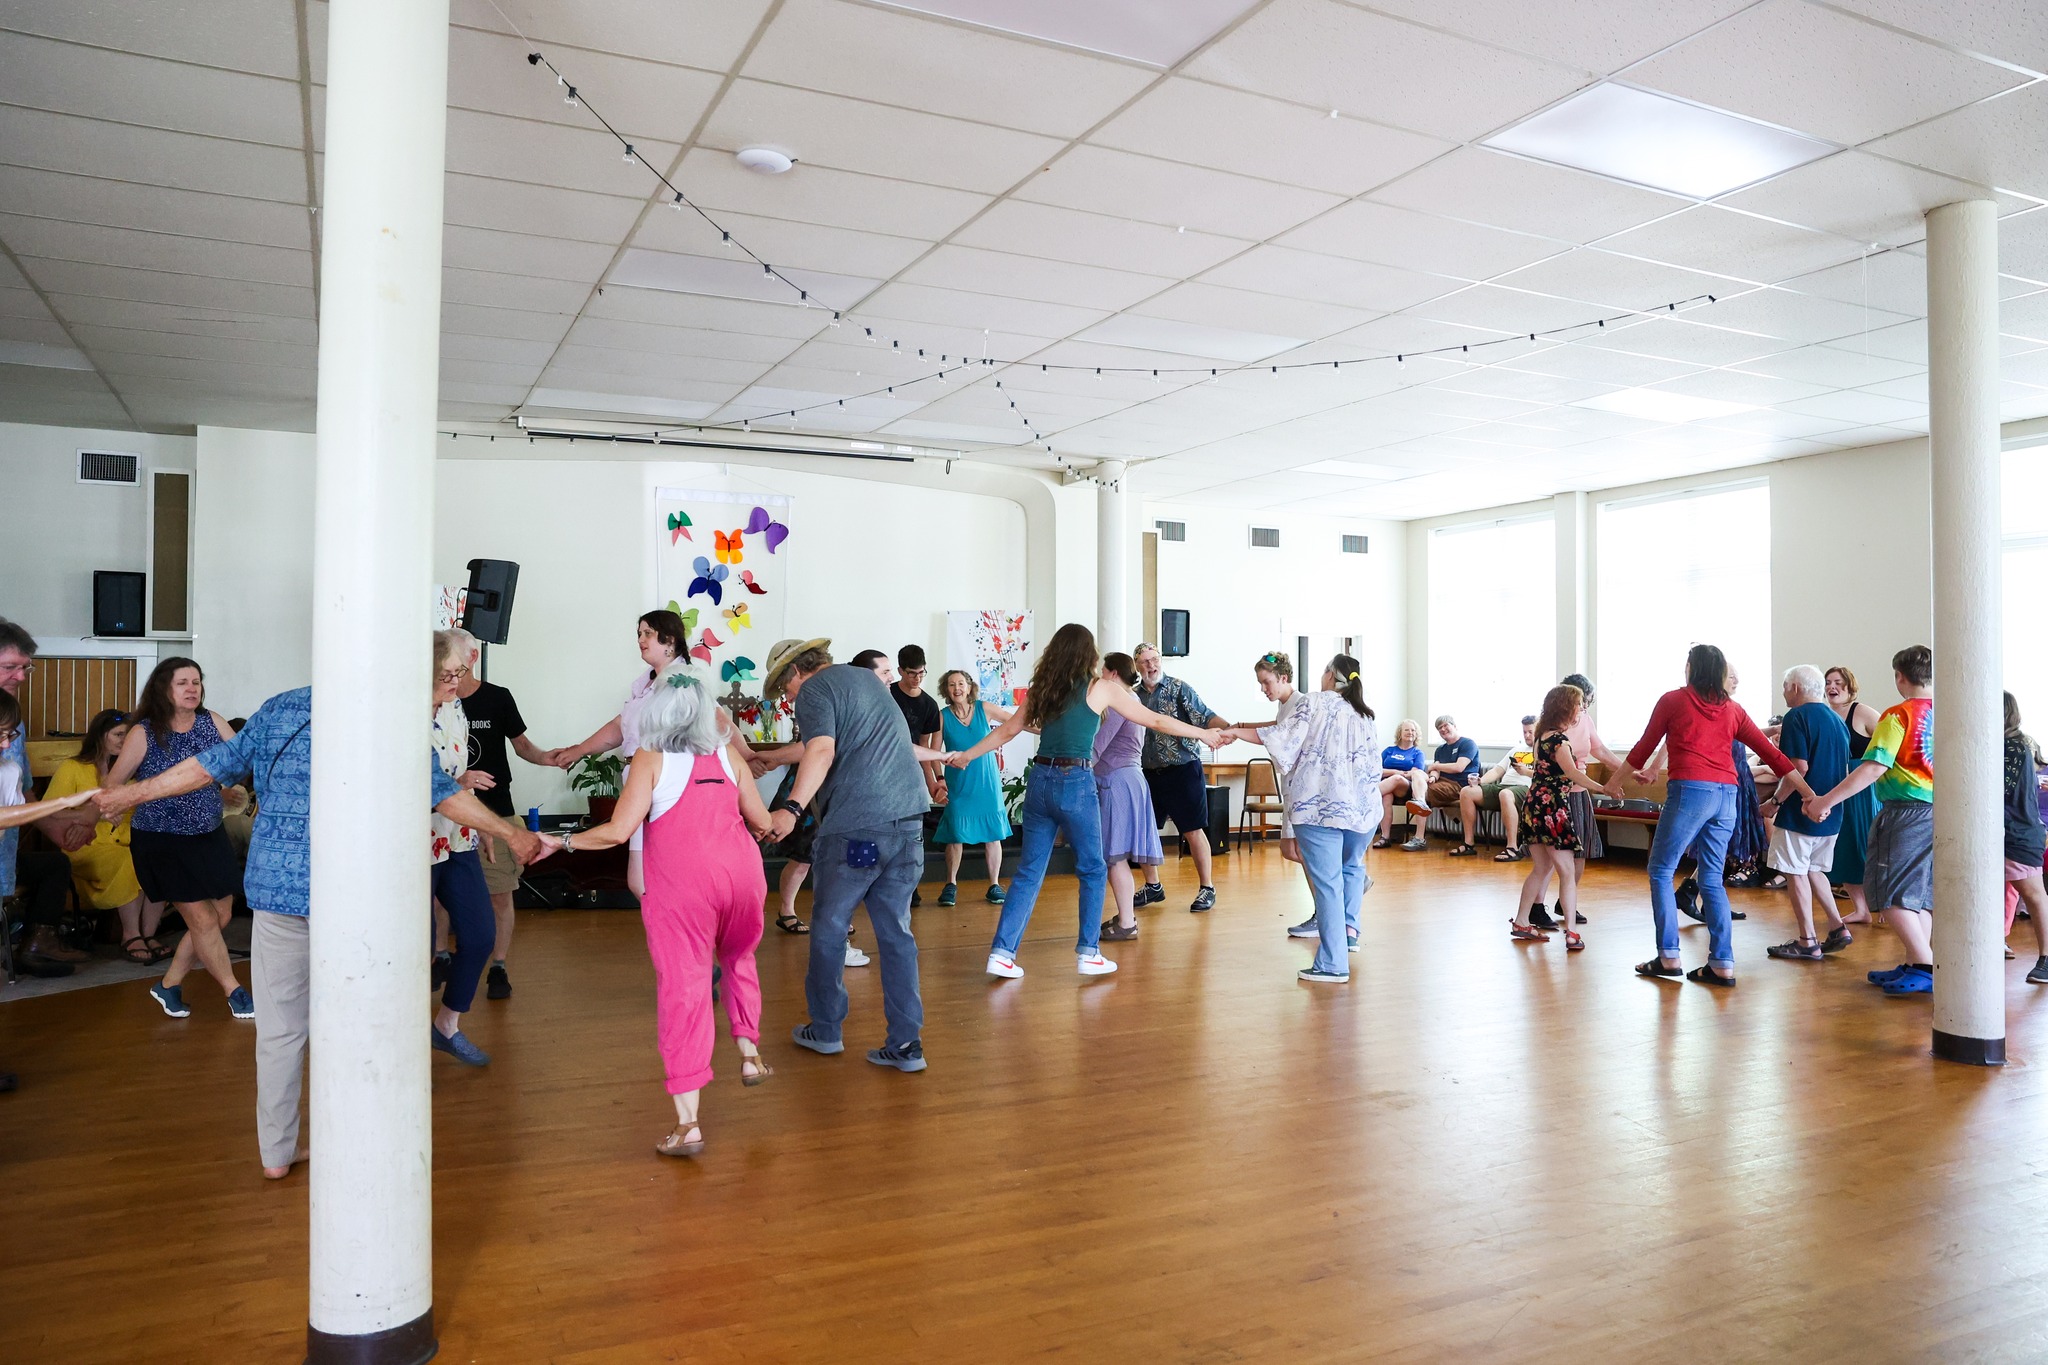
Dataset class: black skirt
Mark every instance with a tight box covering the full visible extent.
[131,824,242,903]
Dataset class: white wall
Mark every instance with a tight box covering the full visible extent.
[193,425,316,715]
[1144,503,1407,726]
[0,420,195,639]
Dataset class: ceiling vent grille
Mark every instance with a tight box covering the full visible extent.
[1154,519,1186,542]
[78,450,140,486]
[1249,526,1280,549]
[1341,534,1369,554]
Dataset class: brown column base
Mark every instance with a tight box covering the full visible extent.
[1932,1030,2006,1066]
[307,1308,436,1365]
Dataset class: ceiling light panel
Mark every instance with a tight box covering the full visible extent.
[1485,84,1833,200]
[869,0,1260,67]
[1574,386,1759,423]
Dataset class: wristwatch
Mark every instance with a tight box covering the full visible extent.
[560,830,576,853]
[778,798,806,819]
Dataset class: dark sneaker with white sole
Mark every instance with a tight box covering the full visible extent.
[1287,919,1319,938]
[867,1040,927,1072]
[1298,967,1349,983]
[150,983,191,1018]
[792,1023,845,1055]
[227,987,255,1019]
[1189,886,1216,913]
[1135,883,1165,908]
[2029,957,2048,985]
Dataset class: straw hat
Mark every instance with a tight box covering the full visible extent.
[763,636,831,697]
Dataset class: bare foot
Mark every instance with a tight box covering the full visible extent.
[262,1146,309,1180]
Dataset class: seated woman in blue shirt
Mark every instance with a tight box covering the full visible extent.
[1376,718,1428,850]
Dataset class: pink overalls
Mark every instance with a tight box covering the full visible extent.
[641,751,768,1093]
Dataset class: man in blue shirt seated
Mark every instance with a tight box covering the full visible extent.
[1424,715,1485,856]
[97,686,553,1179]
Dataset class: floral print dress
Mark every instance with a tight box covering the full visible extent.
[1522,732,1581,853]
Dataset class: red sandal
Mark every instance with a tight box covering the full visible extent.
[1509,919,1550,941]
[1564,931,1585,952]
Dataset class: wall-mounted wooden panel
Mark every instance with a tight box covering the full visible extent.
[18,656,137,739]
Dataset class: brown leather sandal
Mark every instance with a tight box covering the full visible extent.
[740,1053,773,1087]
[656,1122,705,1158]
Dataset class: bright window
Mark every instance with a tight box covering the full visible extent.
[2004,448,2048,730]
[1427,516,1555,746]
[1595,482,1773,746]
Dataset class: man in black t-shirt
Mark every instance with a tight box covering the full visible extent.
[454,656,550,1000]
[893,645,944,907]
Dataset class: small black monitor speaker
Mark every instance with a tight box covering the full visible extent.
[461,559,520,645]
[1161,609,1190,658]
[94,570,146,637]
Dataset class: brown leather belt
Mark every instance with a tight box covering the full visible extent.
[1032,756,1091,768]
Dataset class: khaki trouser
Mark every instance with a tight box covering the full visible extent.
[251,910,310,1168]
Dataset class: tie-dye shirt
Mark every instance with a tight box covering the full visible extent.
[1865,697,1934,804]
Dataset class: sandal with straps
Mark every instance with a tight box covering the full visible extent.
[774,913,810,935]
[120,936,157,964]
[656,1122,705,1158]
[1509,918,1550,941]
[1564,930,1585,952]
[1636,959,1683,978]
[740,1052,773,1087]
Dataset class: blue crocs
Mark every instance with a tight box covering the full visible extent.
[1867,962,1914,986]
[1882,967,1933,996]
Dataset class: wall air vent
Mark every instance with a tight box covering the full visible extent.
[78,449,140,485]
[1249,526,1280,548]
[1341,534,1369,554]
[1154,519,1185,542]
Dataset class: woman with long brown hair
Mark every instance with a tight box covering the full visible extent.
[109,656,250,1019]
[948,623,1225,981]
[1822,665,1880,924]
[1509,685,1611,951]
[45,708,164,961]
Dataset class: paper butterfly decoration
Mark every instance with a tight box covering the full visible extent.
[738,570,768,596]
[722,657,757,683]
[686,556,728,605]
[666,511,692,544]
[715,529,744,565]
[665,671,699,690]
[677,607,699,636]
[722,603,751,632]
[744,505,789,554]
[689,627,723,664]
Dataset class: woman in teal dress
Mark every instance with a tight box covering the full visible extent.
[933,670,1014,907]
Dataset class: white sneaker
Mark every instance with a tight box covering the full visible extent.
[845,943,871,968]
[1077,952,1118,976]
[986,953,1023,979]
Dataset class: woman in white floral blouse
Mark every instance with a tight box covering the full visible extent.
[1221,654,1381,983]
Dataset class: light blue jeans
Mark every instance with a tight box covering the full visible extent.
[1648,779,1737,969]
[1294,824,1370,976]
[805,819,925,1047]
[991,764,1108,958]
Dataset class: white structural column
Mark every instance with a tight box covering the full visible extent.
[306,0,451,1360]
[1553,490,1589,683]
[1926,199,2005,1066]
[1097,460,1130,648]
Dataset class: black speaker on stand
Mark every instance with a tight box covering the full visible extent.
[93,570,146,637]
[460,559,519,680]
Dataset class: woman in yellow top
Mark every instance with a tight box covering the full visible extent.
[46,708,167,963]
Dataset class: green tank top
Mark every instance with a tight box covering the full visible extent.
[1035,689,1102,760]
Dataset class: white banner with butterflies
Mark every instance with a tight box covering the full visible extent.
[654,487,792,691]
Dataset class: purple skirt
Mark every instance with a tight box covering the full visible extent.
[1097,764,1163,865]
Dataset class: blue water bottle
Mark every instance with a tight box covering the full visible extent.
[526,806,541,832]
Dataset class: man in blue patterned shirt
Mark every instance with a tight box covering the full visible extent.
[1133,643,1225,912]
[0,620,99,1001]
[98,685,551,1177]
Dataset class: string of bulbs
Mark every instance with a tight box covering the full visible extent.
[517,45,1725,468]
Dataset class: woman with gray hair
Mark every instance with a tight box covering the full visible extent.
[428,628,497,1065]
[560,660,776,1158]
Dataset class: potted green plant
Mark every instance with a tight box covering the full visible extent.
[570,753,625,824]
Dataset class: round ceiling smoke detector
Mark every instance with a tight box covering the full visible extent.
[735,147,794,174]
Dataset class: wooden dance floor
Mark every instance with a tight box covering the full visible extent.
[8,847,2048,1363]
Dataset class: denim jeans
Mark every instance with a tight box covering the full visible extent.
[805,817,925,1047]
[430,849,494,1013]
[1648,779,1737,968]
[1294,824,1368,976]
[991,764,1109,959]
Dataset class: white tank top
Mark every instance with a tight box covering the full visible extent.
[645,747,737,823]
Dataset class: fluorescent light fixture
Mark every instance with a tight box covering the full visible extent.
[1485,84,1833,200]
[871,0,1259,67]
[1573,387,1760,424]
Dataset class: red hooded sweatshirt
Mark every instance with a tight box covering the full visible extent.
[1625,687,1794,783]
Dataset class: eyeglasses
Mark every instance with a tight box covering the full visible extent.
[436,667,469,684]
[902,668,927,680]
[0,661,32,677]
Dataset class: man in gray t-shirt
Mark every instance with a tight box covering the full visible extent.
[763,648,929,1072]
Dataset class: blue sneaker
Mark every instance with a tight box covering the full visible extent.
[227,987,255,1020]
[430,1027,491,1066]
[791,1023,844,1055]
[150,983,191,1018]
[1868,962,1914,986]
[985,883,1006,905]
[1882,967,1934,996]
[866,1040,926,1072]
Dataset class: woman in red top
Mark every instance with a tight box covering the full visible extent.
[1627,645,1816,986]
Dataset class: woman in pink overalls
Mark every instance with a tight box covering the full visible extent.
[565,661,776,1157]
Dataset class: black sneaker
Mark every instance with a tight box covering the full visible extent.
[866,1040,927,1073]
[486,963,512,1000]
[911,888,922,907]
[1675,878,1700,917]
[1528,905,1557,930]
[430,951,452,990]
[1189,886,1216,913]
[1136,883,1165,908]
[2029,957,2048,986]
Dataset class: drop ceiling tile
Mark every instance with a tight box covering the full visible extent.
[1361,0,1755,75]
[1810,423,1927,450]
[0,107,306,202]
[1197,246,1461,314]
[439,381,544,408]
[1499,341,1706,387]
[441,268,594,314]
[1827,319,1928,363]
[439,357,544,390]
[1094,78,1453,196]
[1823,1,2048,79]
[1274,200,1567,280]
[1413,283,1635,335]
[0,33,302,147]
[1591,205,1868,285]
[1732,343,1923,388]
[521,388,722,421]
[1429,366,1622,405]
[441,333,562,368]
[24,259,314,318]
[538,367,745,405]
[1187,0,1591,143]
[855,281,1109,338]
[1623,0,2027,146]
[443,25,724,142]
[447,0,772,72]
[1575,315,1783,366]
[750,0,1159,136]
[1647,368,1833,406]
[0,314,73,347]
[1696,406,1860,440]
[1132,281,1375,342]
[1685,288,1915,345]
[49,294,318,346]
[0,217,311,290]
[1782,389,1928,425]
[98,353,315,397]
[1016,145,1343,239]
[2003,210,2048,283]
[2006,291,2048,343]
[1718,151,2019,247]
[442,174,644,245]
[1371,146,1688,244]
[608,248,877,312]
[1491,247,1747,312]
[71,325,317,370]
[438,401,520,424]
[1858,373,1930,403]
[951,201,1248,277]
[0,169,313,253]
[1775,247,1928,314]
[443,109,680,200]
[443,226,615,283]
[546,345,768,387]
[442,302,578,344]
[701,80,1064,196]
[671,147,990,241]
[2,0,301,78]
[565,316,803,365]
[898,245,1172,311]
[1868,82,2048,205]
[631,210,931,279]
